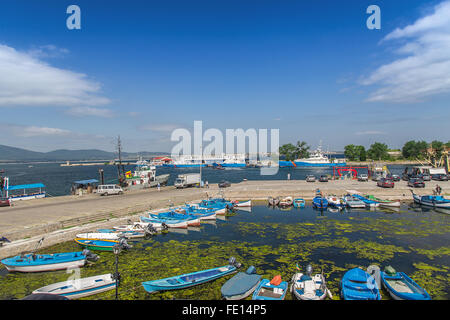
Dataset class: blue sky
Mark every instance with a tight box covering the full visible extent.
[0,0,449,153]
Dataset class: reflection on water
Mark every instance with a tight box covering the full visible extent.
[0,204,448,300]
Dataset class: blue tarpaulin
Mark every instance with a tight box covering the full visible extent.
[6,183,45,191]
[73,179,99,185]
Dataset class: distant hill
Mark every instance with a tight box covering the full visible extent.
[0,145,167,161]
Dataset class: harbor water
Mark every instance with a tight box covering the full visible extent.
[0,204,448,300]
[0,162,408,197]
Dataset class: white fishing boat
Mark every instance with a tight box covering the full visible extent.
[279,196,293,207]
[341,195,366,208]
[291,265,332,300]
[233,200,252,207]
[32,274,116,299]
[76,232,122,240]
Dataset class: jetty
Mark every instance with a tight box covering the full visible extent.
[0,179,448,259]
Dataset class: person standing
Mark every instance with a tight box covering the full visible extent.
[205,180,209,188]
[157,182,161,192]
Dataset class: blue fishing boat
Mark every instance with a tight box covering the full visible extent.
[142,257,241,293]
[412,191,450,209]
[352,194,380,207]
[341,268,381,300]
[312,196,328,209]
[221,266,261,300]
[380,266,431,300]
[252,275,288,300]
[149,211,201,227]
[1,250,98,272]
[140,216,189,228]
[175,206,217,220]
[293,198,305,208]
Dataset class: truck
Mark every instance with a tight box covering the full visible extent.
[174,173,201,189]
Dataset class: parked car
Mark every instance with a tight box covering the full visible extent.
[388,174,401,181]
[431,174,449,181]
[319,175,328,182]
[419,173,431,181]
[358,174,369,182]
[218,181,231,188]
[97,184,124,196]
[306,175,316,182]
[408,178,425,188]
[377,178,394,188]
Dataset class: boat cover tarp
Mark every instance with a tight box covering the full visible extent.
[6,183,45,191]
[270,275,282,286]
[221,271,261,297]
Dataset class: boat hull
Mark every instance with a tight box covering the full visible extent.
[381,271,431,300]
[32,274,116,299]
[142,265,237,293]
[1,252,87,273]
[74,238,119,252]
[252,278,288,300]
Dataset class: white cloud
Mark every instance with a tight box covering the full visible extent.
[66,106,114,118]
[361,0,450,102]
[27,45,70,59]
[0,44,109,107]
[355,131,386,135]
[0,124,72,137]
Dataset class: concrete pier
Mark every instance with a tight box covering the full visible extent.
[0,179,448,259]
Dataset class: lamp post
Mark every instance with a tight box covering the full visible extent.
[112,244,121,300]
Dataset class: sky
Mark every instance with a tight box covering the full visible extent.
[0,0,449,153]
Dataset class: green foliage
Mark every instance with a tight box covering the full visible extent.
[279,141,310,161]
[344,145,366,161]
[402,140,428,159]
[367,142,390,160]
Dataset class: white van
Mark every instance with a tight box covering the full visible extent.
[97,184,124,196]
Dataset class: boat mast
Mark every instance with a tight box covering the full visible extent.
[116,135,126,186]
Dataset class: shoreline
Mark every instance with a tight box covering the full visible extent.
[0,179,448,259]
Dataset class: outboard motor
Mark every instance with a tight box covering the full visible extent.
[306,264,313,276]
[118,238,131,250]
[83,249,99,262]
[161,223,169,230]
[228,257,241,268]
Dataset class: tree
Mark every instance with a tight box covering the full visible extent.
[295,141,310,159]
[355,145,367,161]
[431,140,444,159]
[279,143,297,161]
[367,142,390,160]
[344,145,358,161]
[344,144,366,161]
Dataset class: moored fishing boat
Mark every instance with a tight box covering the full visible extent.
[233,200,252,207]
[32,273,116,299]
[293,198,305,208]
[279,196,293,207]
[341,195,365,208]
[326,195,343,208]
[76,232,121,240]
[140,216,188,229]
[74,238,131,252]
[221,266,261,300]
[312,196,328,209]
[290,264,332,300]
[142,257,241,293]
[352,194,380,208]
[149,212,201,227]
[411,191,450,209]
[341,267,381,300]
[252,275,288,300]
[380,266,430,300]
[1,250,98,272]
[364,194,401,207]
